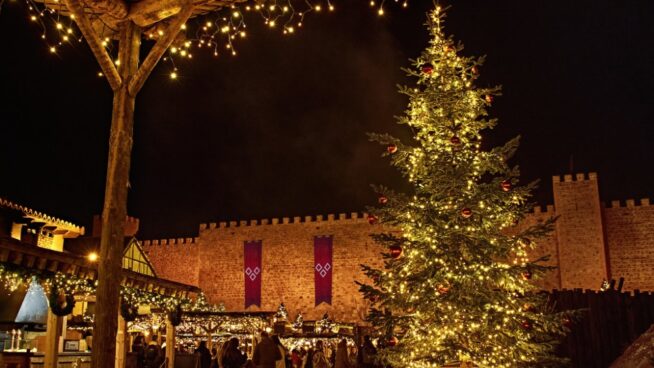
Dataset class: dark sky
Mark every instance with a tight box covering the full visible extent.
[1,1,653,238]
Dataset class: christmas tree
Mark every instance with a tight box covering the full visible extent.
[359,6,572,368]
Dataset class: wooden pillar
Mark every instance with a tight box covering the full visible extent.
[115,313,127,368]
[92,20,141,368]
[44,310,62,368]
[166,317,176,368]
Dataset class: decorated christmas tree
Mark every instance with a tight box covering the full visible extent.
[359,6,572,368]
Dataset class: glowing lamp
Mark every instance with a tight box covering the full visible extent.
[87,252,98,262]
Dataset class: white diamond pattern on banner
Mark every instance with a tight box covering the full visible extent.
[245,267,261,281]
[315,263,331,278]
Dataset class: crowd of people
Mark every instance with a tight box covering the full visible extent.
[191,332,381,368]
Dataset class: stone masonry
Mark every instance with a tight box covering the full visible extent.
[142,172,654,323]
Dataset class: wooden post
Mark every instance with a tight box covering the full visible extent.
[115,313,127,368]
[166,317,176,368]
[92,20,141,368]
[44,310,62,368]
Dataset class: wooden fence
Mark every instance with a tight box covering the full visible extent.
[551,288,654,367]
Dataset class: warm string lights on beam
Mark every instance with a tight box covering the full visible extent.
[0,0,409,80]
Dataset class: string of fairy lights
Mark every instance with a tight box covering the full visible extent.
[2,0,410,80]
[0,263,202,312]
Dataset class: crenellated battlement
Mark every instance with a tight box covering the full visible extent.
[531,204,555,214]
[605,198,651,208]
[552,172,598,183]
[142,237,199,246]
[199,212,369,232]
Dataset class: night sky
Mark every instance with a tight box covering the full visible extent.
[1,1,653,238]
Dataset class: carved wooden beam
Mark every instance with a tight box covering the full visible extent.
[64,0,122,91]
[128,2,194,96]
[83,0,128,20]
[128,0,188,27]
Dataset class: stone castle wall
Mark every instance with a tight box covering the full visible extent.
[142,172,654,323]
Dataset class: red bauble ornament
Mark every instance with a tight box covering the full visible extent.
[521,270,533,280]
[521,320,533,330]
[471,66,479,74]
[562,317,573,328]
[485,95,494,104]
[437,284,450,294]
[367,214,378,225]
[387,336,399,347]
[501,180,512,192]
[461,208,473,218]
[523,303,535,312]
[422,65,434,74]
[450,136,461,145]
[389,245,403,259]
[378,196,388,205]
[387,144,398,154]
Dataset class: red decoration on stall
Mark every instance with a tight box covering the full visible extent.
[501,180,512,192]
[461,208,473,218]
[387,144,398,154]
[378,196,388,205]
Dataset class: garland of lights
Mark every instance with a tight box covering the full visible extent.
[0,0,410,79]
[0,263,198,312]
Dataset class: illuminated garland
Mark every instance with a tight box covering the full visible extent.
[0,0,410,79]
[0,263,196,312]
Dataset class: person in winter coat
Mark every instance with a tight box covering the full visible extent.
[357,336,377,368]
[304,348,314,368]
[195,341,213,368]
[253,331,282,368]
[270,335,288,368]
[222,337,247,368]
[312,341,330,368]
[334,339,353,368]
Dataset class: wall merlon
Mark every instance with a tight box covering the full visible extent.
[610,200,621,208]
[564,174,573,182]
[626,199,635,208]
[642,198,650,206]
[339,213,347,220]
[240,220,247,226]
[199,223,207,231]
[272,218,279,225]
[209,223,217,229]
[350,212,358,219]
[283,217,290,224]
[250,219,258,226]
[316,215,323,222]
[229,221,237,227]
[305,216,312,222]
[328,214,335,221]
[261,219,269,225]
[576,173,585,181]
[546,204,554,212]
[219,222,227,228]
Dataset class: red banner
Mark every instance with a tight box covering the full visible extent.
[314,236,333,305]
[244,240,262,308]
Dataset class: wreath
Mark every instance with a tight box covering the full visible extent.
[49,285,76,316]
[120,299,138,322]
[168,304,183,326]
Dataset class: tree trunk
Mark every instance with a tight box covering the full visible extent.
[91,20,141,368]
